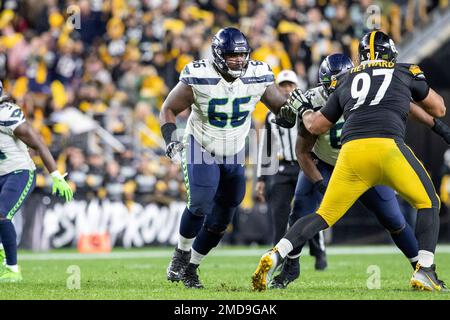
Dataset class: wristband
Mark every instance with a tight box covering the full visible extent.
[51,171,64,179]
[161,123,177,145]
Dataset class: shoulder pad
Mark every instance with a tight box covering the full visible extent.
[0,102,24,124]
[181,59,212,77]
[247,60,273,76]
[179,59,220,85]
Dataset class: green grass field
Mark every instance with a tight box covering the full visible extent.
[1,245,450,300]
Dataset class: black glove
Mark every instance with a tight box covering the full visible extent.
[313,180,327,195]
[432,119,450,144]
[271,105,297,128]
[166,141,186,159]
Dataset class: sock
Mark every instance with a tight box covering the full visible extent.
[389,223,419,261]
[192,226,223,256]
[284,214,329,252]
[275,238,293,258]
[178,235,195,252]
[287,243,304,259]
[418,250,434,267]
[179,207,204,240]
[0,219,17,266]
[190,248,205,265]
[6,264,18,273]
[415,208,439,253]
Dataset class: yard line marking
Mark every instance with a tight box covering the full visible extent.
[18,245,450,261]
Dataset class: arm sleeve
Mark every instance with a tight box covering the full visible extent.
[407,64,430,102]
[410,78,430,102]
[319,91,343,123]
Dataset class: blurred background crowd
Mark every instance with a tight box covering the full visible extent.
[0,0,448,207]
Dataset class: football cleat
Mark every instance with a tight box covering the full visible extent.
[252,248,283,291]
[182,263,204,289]
[268,257,300,289]
[0,266,22,283]
[167,248,191,282]
[315,252,328,271]
[410,264,448,292]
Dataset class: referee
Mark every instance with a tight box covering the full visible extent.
[256,70,325,270]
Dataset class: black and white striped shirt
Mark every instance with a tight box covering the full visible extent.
[257,112,298,180]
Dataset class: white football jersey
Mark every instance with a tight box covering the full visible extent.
[180,59,274,157]
[0,101,35,175]
[305,86,344,166]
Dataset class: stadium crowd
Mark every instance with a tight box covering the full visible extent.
[0,0,447,204]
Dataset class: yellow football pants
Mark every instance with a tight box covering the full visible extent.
[317,138,440,226]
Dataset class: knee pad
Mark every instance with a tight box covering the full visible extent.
[204,223,227,236]
[188,204,212,217]
[389,224,405,235]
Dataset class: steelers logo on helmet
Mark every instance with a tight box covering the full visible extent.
[211,27,251,78]
[358,30,398,63]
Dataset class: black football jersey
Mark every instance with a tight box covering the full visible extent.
[320,61,430,144]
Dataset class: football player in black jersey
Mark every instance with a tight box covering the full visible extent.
[252,30,448,292]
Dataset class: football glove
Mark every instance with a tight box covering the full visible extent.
[51,171,74,202]
[166,141,187,159]
[287,88,315,119]
[432,119,450,145]
[271,104,297,128]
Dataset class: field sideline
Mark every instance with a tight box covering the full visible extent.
[1,245,450,300]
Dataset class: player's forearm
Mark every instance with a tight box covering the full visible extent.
[409,103,435,127]
[36,144,58,174]
[160,105,178,145]
[297,153,323,183]
[14,123,58,173]
[302,111,328,135]
[295,129,322,182]
[159,104,177,126]
[417,88,446,118]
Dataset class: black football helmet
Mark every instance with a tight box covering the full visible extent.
[358,30,398,63]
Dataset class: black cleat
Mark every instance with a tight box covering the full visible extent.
[411,264,449,292]
[182,263,204,289]
[268,257,300,289]
[315,252,327,271]
[167,248,190,282]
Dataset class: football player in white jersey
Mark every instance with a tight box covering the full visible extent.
[160,27,303,288]
[257,53,450,290]
[0,82,73,282]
